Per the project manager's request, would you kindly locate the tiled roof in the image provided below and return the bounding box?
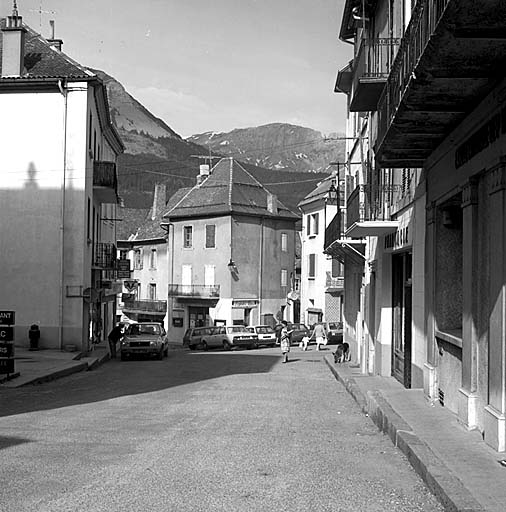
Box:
[0,18,94,80]
[162,158,299,221]
[297,176,335,208]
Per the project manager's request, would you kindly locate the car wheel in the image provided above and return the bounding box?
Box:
[201,341,208,351]
[163,346,169,357]
[189,345,196,351]
[223,340,231,351]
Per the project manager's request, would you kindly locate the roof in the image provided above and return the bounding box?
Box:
[162,158,299,222]
[297,176,337,209]
[0,18,94,80]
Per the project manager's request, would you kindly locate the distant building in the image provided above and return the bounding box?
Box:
[161,158,299,341]
[0,9,123,351]
[298,173,343,327]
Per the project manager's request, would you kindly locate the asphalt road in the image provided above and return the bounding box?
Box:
[0,346,444,512]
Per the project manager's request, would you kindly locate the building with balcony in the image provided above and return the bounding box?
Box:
[0,9,123,352]
[161,158,299,342]
[298,173,344,327]
[334,0,506,451]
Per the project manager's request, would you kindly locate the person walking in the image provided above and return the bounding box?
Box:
[311,322,327,351]
[108,324,124,359]
[279,320,292,363]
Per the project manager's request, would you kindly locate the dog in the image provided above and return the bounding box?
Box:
[333,342,350,363]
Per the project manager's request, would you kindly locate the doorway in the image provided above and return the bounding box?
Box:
[189,306,208,328]
[392,252,412,387]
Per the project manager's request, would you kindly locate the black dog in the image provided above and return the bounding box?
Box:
[333,342,350,363]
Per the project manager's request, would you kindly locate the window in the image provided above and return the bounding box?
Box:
[182,264,192,293]
[87,198,91,240]
[308,254,316,279]
[183,226,193,248]
[204,265,215,286]
[205,224,216,248]
[149,283,157,300]
[119,250,128,260]
[307,213,319,236]
[331,258,343,278]
[281,233,288,252]
[150,249,157,269]
[134,249,143,270]
[281,269,288,287]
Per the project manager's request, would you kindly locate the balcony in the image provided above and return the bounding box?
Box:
[376,0,506,167]
[93,161,118,203]
[93,242,116,269]
[345,184,399,238]
[349,37,400,112]
[122,299,167,314]
[325,272,344,292]
[168,284,220,302]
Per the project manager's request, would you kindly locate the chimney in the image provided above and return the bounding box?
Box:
[1,2,27,77]
[151,183,166,221]
[47,20,63,51]
[196,164,210,185]
[267,193,278,214]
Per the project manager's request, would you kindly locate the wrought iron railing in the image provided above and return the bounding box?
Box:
[326,272,344,290]
[167,284,220,298]
[93,242,116,269]
[122,299,167,313]
[353,37,400,81]
[377,0,450,147]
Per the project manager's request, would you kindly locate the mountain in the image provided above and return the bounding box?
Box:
[94,70,333,213]
[187,124,345,173]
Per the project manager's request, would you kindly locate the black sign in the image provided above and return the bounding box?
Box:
[0,343,14,358]
[0,358,15,374]
[117,259,131,271]
[173,318,183,327]
[0,311,15,325]
[0,326,14,342]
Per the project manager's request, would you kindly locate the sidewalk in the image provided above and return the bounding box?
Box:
[325,354,506,512]
[0,344,110,388]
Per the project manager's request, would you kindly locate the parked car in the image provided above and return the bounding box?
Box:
[245,325,277,346]
[325,321,343,344]
[188,325,258,351]
[287,323,311,345]
[120,322,168,360]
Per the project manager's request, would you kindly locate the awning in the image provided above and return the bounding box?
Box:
[345,220,399,238]
[324,238,366,265]
[306,307,323,314]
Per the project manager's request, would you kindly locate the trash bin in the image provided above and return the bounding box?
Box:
[28,324,40,351]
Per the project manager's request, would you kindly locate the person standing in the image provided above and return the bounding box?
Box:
[311,322,327,351]
[279,320,292,363]
[108,324,124,359]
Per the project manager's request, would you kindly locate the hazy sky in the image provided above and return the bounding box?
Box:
[2,0,351,137]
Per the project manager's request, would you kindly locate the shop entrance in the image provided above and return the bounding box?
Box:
[189,306,209,328]
[392,252,412,388]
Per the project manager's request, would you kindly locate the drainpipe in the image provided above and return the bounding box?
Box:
[58,79,68,351]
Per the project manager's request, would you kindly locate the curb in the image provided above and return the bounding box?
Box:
[324,355,484,512]
[20,361,88,386]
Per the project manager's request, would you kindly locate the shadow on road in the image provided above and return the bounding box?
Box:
[0,351,280,418]
[0,435,33,451]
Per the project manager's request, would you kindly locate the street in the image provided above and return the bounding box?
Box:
[0,347,443,512]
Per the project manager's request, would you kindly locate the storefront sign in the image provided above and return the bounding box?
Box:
[0,311,15,325]
[455,105,506,168]
[232,299,259,309]
[0,343,14,358]
[0,358,14,374]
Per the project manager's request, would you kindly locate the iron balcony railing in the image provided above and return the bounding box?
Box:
[325,272,344,290]
[346,184,403,227]
[122,299,167,313]
[353,36,401,80]
[377,0,450,147]
[167,284,220,298]
[93,242,116,269]
[93,161,117,190]
[324,209,344,252]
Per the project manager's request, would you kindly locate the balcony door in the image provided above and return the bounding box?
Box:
[392,252,412,387]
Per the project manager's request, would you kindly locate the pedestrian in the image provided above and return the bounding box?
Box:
[279,320,292,363]
[311,322,327,351]
[108,324,123,359]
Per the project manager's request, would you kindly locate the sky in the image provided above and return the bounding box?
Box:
[1,0,351,137]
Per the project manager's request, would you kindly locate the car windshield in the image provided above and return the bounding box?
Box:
[328,322,342,330]
[227,326,245,333]
[128,324,160,336]
[256,326,274,334]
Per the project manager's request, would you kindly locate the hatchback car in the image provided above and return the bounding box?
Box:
[120,322,168,360]
[325,321,343,344]
[245,325,277,347]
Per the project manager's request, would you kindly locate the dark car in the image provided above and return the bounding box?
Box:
[120,322,168,360]
[287,323,311,345]
[325,321,343,344]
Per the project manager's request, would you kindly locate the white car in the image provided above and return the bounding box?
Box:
[246,325,277,347]
[189,325,258,351]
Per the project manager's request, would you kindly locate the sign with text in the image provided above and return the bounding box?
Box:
[0,343,14,358]
[0,326,14,341]
[0,358,15,374]
[0,311,15,325]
